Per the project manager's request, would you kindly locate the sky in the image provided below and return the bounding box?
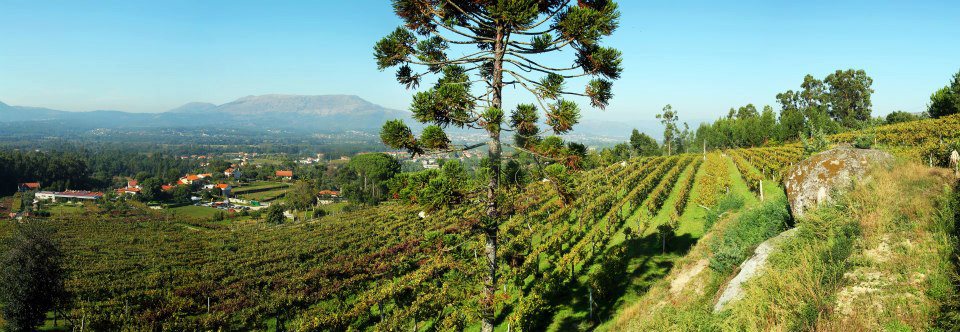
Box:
[1,0,958,125]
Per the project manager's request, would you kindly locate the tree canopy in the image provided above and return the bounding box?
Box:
[0,221,67,332]
[373,1,623,330]
[629,129,659,157]
[928,70,960,118]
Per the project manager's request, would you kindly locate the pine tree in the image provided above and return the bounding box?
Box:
[373,1,623,330]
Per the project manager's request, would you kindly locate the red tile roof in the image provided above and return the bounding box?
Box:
[276,170,293,177]
[318,190,340,196]
[216,183,230,189]
[20,182,41,189]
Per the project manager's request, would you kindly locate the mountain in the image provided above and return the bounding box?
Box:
[0,95,410,132]
[167,102,217,114]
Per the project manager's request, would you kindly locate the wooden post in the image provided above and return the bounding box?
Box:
[759,180,764,201]
[589,287,594,321]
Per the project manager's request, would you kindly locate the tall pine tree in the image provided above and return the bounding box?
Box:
[373,1,622,330]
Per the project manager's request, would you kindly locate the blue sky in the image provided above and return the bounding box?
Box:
[1,0,958,125]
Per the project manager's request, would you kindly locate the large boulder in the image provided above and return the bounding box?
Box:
[783,145,893,217]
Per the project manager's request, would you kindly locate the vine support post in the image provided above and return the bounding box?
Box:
[759,180,764,201]
[589,287,594,321]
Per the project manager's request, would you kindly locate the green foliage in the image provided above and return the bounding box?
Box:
[264,204,286,224]
[342,153,401,205]
[629,129,660,156]
[800,128,830,155]
[708,198,791,273]
[511,104,540,148]
[286,181,317,211]
[373,27,415,70]
[885,110,922,124]
[312,208,327,218]
[0,221,67,332]
[703,194,745,231]
[380,120,421,155]
[420,125,450,150]
[544,163,576,205]
[853,133,875,149]
[546,100,580,134]
[823,69,874,128]
[657,104,680,155]
[929,86,960,119]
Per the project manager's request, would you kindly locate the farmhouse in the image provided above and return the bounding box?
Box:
[318,189,342,205]
[35,190,104,202]
[276,170,294,180]
[116,179,141,195]
[216,183,232,197]
[17,182,41,192]
[179,174,202,185]
[224,167,240,179]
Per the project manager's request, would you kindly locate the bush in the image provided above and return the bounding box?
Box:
[312,208,327,218]
[853,133,875,149]
[709,198,791,273]
[800,128,830,155]
[703,194,745,231]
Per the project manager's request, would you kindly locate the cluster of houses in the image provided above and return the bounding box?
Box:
[383,150,483,169]
[297,153,326,165]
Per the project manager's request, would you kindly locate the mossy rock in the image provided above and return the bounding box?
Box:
[783,145,892,218]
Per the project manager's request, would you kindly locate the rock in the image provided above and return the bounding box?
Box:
[783,146,893,218]
[714,228,799,312]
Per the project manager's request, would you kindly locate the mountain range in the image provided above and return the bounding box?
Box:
[0,95,409,132]
[0,94,645,138]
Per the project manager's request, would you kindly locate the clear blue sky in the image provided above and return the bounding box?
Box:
[1,0,958,124]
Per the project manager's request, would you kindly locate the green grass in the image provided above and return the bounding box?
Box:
[168,205,222,219]
[238,188,288,201]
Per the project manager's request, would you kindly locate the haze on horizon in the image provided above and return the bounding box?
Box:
[1,0,958,124]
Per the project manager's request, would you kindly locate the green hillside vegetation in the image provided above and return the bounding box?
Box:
[1,116,960,330]
[610,162,959,331]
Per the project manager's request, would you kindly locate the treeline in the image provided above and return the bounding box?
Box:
[0,147,198,196]
[602,68,960,157]
[0,150,91,195]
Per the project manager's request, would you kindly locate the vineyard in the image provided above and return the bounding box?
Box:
[3,114,960,330]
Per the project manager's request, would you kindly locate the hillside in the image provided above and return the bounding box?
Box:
[1,115,959,330]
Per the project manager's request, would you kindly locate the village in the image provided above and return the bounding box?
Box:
[6,152,343,221]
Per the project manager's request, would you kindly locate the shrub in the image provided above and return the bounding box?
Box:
[853,133,875,149]
[800,128,830,155]
[709,197,791,273]
[313,208,327,218]
[703,193,745,231]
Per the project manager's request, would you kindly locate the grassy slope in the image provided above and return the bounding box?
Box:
[609,160,959,331]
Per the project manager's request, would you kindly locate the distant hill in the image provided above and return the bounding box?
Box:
[0,95,410,132]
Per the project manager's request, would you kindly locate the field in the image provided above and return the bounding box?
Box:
[3,114,960,330]
[233,181,290,202]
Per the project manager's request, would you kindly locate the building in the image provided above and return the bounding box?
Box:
[276,170,293,180]
[224,167,240,179]
[17,182,41,192]
[318,189,342,205]
[161,184,175,192]
[35,190,104,202]
[179,174,202,185]
[216,183,232,197]
[116,180,142,195]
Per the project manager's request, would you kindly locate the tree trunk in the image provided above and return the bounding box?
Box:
[481,25,506,332]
